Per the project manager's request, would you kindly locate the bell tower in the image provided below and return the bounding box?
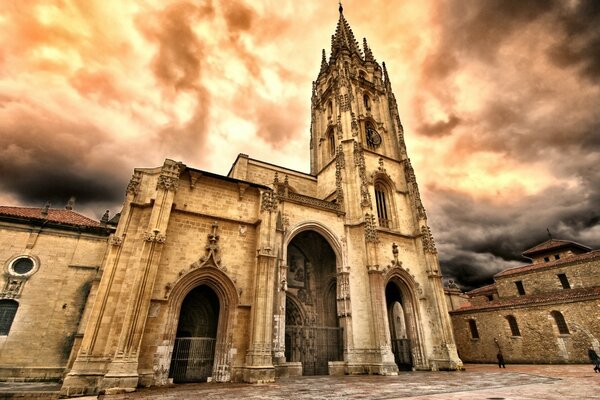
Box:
[310,3,408,176]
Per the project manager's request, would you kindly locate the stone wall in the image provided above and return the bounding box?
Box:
[0,222,109,381]
[451,298,600,363]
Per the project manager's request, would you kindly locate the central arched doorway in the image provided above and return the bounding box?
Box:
[169,285,219,383]
[284,230,342,375]
[385,281,415,371]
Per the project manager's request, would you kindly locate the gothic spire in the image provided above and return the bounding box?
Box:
[363,38,376,63]
[319,49,328,76]
[330,4,362,60]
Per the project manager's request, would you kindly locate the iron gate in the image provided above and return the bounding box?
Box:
[391,338,413,370]
[169,337,216,383]
[285,325,343,375]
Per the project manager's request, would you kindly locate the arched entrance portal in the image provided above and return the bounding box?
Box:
[169,285,219,382]
[385,281,415,371]
[284,230,342,375]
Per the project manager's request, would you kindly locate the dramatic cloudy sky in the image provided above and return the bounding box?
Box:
[1,0,599,289]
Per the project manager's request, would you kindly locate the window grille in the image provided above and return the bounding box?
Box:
[375,183,390,228]
[0,300,18,335]
[551,311,569,334]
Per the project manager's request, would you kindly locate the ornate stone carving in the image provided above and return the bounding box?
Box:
[1,277,25,299]
[200,222,224,268]
[403,159,427,219]
[126,173,142,196]
[335,145,344,205]
[421,225,437,254]
[109,235,123,246]
[353,141,372,208]
[156,160,183,192]
[336,271,352,317]
[351,112,358,136]
[260,190,278,213]
[364,213,379,243]
[143,230,166,243]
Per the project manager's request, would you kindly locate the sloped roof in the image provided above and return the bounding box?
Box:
[450,286,600,314]
[0,206,101,229]
[522,239,590,257]
[495,249,600,278]
[466,283,497,297]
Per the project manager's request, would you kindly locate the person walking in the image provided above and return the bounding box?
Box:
[588,348,600,373]
[497,351,506,368]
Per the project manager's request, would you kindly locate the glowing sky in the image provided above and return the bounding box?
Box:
[1,0,599,289]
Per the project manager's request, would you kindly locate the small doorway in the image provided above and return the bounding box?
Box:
[386,282,414,371]
[169,285,219,383]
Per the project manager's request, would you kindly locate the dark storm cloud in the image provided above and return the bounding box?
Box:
[417,0,600,290]
[0,107,128,207]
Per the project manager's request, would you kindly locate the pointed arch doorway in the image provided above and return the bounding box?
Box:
[284,230,343,375]
[169,285,219,383]
[385,281,416,371]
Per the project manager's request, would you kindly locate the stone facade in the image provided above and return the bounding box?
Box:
[0,8,463,396]
[450,239,600,364]
[0,206,113,381]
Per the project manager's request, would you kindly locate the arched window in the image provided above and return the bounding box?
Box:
[468,319,479,339]
[0,300,18,335]
[327,101,333,120]
[364,94,371,112]
[551,311,569,335]
[374,182,391,228]
[506,315,521,336]
[328,129,336,156]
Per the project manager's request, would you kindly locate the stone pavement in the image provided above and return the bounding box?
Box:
[105,364,599,400]
[1,364,598,399]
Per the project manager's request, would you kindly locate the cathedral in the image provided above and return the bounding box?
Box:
[0,6,462,396]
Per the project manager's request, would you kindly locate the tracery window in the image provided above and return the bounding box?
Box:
[0,300,18,335]
[506,315,521,336]
[468,319,479,339]
[551,311,569,335]
[328,129,336,156]
[374,183,391,228]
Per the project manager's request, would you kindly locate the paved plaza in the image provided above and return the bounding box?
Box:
[1,364,598,399]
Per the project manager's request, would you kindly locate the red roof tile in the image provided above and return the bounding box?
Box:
[450,286,600,314]
[0,206,101,228]
[466,283,497,297]
[495,249,600,278]
[522,239,590,257]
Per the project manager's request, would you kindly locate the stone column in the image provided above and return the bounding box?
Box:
[421,225,463,371]
[364,213,398,375]
[100,160,182,393]
[61,171,144,397]
[243,190,278,383]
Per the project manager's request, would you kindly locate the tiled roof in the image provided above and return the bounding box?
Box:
[0,206,101,228]
[466,283,497,297]
[522,239,590,257]
[450,286,600,314]
[495,249,600,278]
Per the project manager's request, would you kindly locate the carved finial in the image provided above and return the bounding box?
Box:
[41,202,50,217]
[319,49,328,75]
[363,38,375,62]
[273,172,279,185]
[392,243,399,259]
[101,210,109,224]
[65,197,75,210]
[339,0,343,14]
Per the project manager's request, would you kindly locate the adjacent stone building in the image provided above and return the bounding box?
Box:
[0,205,113,381]
[57,6,460,396]
[450,239,600,364]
